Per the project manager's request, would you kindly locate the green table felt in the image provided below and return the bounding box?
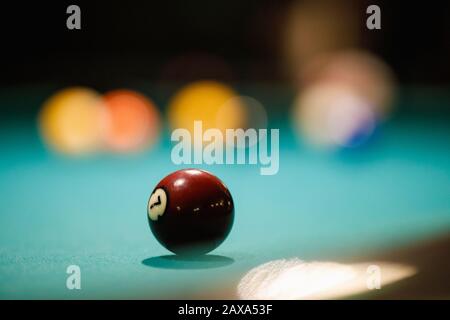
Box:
[0,94,449,299]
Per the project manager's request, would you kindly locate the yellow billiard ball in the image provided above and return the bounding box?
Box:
[38,87,106,155]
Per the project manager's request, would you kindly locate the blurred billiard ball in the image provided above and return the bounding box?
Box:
[147,169,234,255]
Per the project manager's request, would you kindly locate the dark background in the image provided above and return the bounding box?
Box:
[0,0,449,88]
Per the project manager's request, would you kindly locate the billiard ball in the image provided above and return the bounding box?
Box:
[167,81,246,139]
[102,89,161,153]
[39,87,106,155]
[147,169,234,255]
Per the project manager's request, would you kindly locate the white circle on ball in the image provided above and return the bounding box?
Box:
[148,188,167,221]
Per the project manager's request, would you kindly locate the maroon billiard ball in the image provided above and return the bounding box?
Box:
[147,169,234,255]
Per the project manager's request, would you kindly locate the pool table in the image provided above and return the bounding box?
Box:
[0,85,449,299]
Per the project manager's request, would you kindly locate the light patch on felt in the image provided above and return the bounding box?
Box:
[237,258,416,300]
